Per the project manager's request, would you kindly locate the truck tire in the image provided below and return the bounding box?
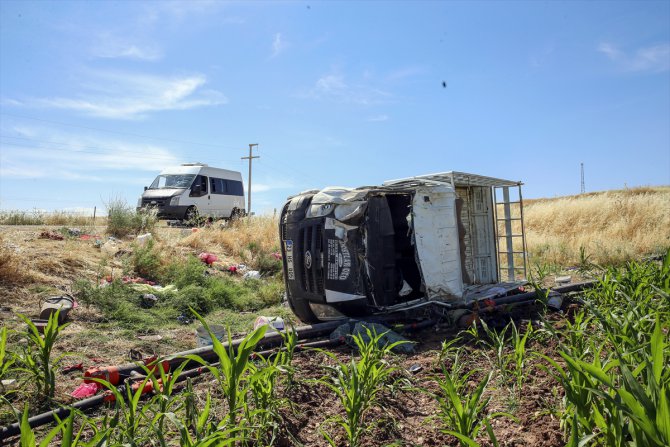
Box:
[287,291,320,323]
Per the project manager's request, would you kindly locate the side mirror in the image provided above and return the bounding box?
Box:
[144,186,148,191]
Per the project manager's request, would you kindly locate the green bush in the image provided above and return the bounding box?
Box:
[256,253,282,276]
[73,279,176,329]
[163,256,208,288]
[106,198,158,238]
[131,239,163,281]
[164,284,214,315]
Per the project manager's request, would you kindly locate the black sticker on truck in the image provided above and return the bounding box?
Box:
[327,239,351,281]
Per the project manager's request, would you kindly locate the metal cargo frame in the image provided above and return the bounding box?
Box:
[384,171,528,282]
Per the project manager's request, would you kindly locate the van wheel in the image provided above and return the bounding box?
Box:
[287,290,320,323]
[230,207,244,221]
[184,206,199,225]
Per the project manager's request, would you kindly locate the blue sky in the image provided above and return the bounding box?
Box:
[1,0,669,215]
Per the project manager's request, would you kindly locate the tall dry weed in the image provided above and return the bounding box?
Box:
[524,187,670,265]
[179,216,280,266]
[0,236,34,286]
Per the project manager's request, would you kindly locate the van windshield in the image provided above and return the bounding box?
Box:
[149,174,196,189]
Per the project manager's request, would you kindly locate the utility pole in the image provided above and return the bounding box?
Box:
[241,143,259,215]
[580,162,585,194]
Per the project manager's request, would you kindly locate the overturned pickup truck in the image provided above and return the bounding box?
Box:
[279,172,529,323]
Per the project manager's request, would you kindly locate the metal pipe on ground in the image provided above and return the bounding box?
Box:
[448,280,596,312]
[84,314,434,386]
[83,318,352,386]
[2,318,433,440]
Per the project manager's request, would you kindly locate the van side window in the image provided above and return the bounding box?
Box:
[190,175,208,197]
[226,180,244,196]
[210,178,228,195]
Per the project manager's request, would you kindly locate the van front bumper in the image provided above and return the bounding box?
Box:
[137,205,189,219]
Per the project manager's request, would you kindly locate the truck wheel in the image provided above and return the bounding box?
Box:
[287,291,320,323]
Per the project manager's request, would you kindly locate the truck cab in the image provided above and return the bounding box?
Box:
[279,172,528,323]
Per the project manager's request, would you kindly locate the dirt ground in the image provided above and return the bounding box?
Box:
[0,225,574,446]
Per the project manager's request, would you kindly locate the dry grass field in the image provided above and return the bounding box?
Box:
[524,186,670,266]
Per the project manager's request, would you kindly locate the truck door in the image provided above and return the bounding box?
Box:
[470,187,497,283]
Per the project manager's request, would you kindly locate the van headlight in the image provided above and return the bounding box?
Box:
[170,196,180,206]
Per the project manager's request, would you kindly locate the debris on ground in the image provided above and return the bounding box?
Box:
[243,270,261,280]
[196,324,226,346]
[101,240,120,256]
[140,293,158,308]
[39,295,76,324]
[330,321,415,354]
[71,382,100,399]
[136,233,153,246]
[39,230,64,241]
[136,334,162,341]
[408,364,423,374]
[555,275,572,285]
[66,228,82,237]
[177,314,192,325]
[253,316,285,331]
[198,252,219,265]
[61,363,84,374]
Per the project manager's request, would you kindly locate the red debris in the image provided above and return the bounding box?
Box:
[61,363,83,374]
[71,382,100,399]
[198,252,218,266]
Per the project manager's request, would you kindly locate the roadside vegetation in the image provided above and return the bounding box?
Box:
[524,186,670,266]
[105,198,158,238]
[0,210,96,227]
[0,187,668,445]
[2,252,668,446]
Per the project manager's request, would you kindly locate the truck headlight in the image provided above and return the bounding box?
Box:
[170,196,180,206]
[137,198,142,208]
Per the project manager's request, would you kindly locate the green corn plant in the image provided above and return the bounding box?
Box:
[144,359,190,447]
[0,326,16,408]
[510,321,532,393]
[18,405,109,447]
[437,336,465,369]
[16,310,69,399]
[247,363,282,445]
[431,368,513,447]
[569,317,670,447]
[274,325,298,389]
[19,404,67,447]
[182,378,215,442]
[479,320,511,382]
[185,310,268,429]
[317,328,407,447]
[535,340,611,443]
[577,245,595,275]
[89,375,154,446]
[165,384,239,447]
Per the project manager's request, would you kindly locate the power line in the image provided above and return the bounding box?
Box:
[0,112,241,150]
